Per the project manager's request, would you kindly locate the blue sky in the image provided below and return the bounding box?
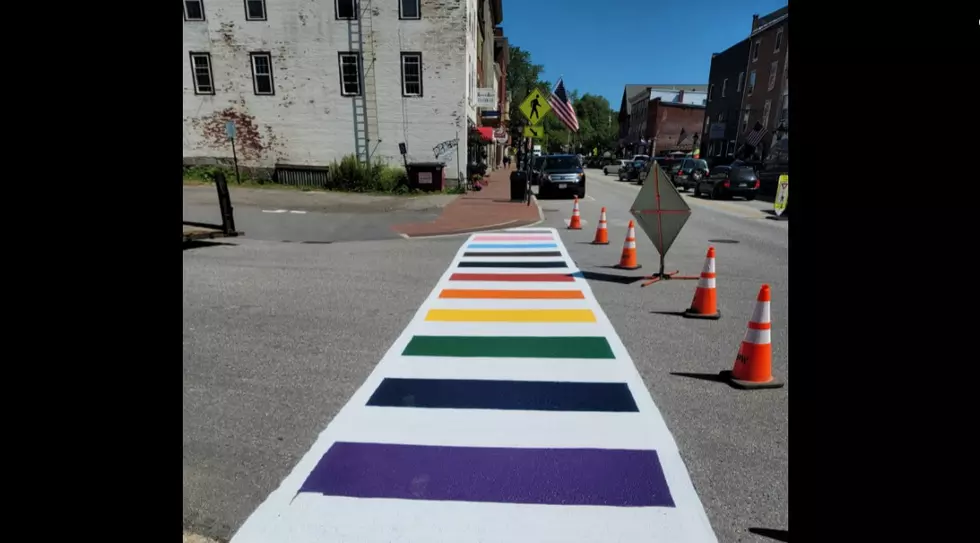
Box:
[500,0,787,108]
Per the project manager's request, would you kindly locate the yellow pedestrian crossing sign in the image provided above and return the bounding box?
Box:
[774,174,789,217]
[519,88,551,125]
[523,126,545,138]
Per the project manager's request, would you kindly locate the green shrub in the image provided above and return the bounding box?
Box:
[182,156,416,194]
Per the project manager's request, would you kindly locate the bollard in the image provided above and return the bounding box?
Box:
[213,171,236,234]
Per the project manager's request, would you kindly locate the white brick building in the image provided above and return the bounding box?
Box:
[182,0,488,181]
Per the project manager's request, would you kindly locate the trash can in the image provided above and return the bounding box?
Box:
[407,162,446,192]
[509,170,528,201]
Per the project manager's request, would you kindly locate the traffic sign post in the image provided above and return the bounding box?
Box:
[523,126,545,138]
[225,120,242,185]
[773,174,789,219]
[629,163,699,286]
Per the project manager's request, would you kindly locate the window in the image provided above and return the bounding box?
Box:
[736,71,745,92]
[336,0,357,20]
[751,40,761,62]
[250,52,275,95]
[718,111,727,122]
[183,0,205,21]
[400,0,420,19]
[774,27,783,52]
[401,52,423,96]
[708,84,714,101]
[338,52,362,96]
[727,140,736,156]
[762,100,772,128]
[741,109,750,133]
[189,53,214,95]
[721,78,728,98]
[244,0,266,20]
[747,70,756,96]
[767,61,779,91]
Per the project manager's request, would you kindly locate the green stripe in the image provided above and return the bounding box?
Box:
[403,336,615,359]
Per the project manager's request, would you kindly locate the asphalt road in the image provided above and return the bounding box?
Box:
[546,168,789,542]
[183,185,456,243]
[183,171,788,542]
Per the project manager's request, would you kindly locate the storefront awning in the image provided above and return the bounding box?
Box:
[473,127,494,142]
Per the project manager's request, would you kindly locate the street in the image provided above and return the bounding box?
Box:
[183,169,788,542]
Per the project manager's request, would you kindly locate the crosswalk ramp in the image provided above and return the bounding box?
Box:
[230,227,718,543]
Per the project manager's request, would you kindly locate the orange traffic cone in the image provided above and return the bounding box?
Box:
[614,220,641,270]
[592,207,609,245]
[567,197,582,229]
[726,284,783,389]
[684,247,721,319]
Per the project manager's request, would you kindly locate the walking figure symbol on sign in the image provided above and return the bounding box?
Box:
[529,97,541,121]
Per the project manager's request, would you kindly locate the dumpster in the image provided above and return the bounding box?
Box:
[509,170,528,201]
[407,162,446,192]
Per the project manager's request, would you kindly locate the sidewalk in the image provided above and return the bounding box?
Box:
[392,168,541,238]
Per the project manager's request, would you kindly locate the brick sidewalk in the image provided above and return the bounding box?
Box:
[392,168,541,238]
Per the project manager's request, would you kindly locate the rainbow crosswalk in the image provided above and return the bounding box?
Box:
[230,227,718,543]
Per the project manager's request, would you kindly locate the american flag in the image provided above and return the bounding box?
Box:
[744,121,768,147]
[548,78,579,132]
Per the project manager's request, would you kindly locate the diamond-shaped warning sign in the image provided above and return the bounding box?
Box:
[629,162,691,257]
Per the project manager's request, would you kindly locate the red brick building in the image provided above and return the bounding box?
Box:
[737,6,788,158]
[626,89,707,156]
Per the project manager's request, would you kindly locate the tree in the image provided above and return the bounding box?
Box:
[506,47,620,154]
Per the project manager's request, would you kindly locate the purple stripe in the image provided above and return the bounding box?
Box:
[298,442,675,507]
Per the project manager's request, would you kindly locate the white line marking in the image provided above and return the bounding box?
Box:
[289,210,307,214]
[262,209,287,213]
[231,227,718,543]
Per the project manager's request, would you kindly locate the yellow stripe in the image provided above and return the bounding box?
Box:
[425,309,596,323]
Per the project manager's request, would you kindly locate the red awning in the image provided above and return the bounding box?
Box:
[474,127,494,142]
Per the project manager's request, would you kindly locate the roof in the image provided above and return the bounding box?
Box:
[752,5,788,34]
[620,84,709,115]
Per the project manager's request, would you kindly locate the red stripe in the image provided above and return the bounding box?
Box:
[748,321,771,330]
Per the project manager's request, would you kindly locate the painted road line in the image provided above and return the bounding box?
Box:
[366,378,639,412]
[449,272,575,282]
[456,261,569,268]
[471,234,555,242]
[298,442,671,507]
[439,289,585,299]
[465,243,558,249]
[231,226,718,543]
[503,227,555,232]
[402,335,615,358]
[425,308,596,323]
[462,251,563,257]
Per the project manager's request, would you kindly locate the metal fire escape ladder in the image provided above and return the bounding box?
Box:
[349,0,379,164]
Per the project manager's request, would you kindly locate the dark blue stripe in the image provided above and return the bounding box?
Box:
[366,378,638,412]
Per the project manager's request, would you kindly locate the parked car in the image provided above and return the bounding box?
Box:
[693,161,760,200]
[756,138,789,195]
[618,159,648,182]
[603,159,629,175]
[672,158,711,191]
[530,155,546,186]
[539,154,586,198]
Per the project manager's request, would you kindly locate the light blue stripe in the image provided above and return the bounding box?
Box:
[466,243,559,249]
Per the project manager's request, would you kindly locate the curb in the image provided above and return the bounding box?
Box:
[396,194,545,240]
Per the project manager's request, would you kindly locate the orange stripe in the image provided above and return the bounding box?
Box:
[701,272,716,278]
[439,289,586,299]
[748,321,771,330]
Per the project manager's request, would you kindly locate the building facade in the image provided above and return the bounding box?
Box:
[701,38,751,159]
[617,85,707,156]
[182,0,502,182]
[624,88,707,156]
[736,6,788,158]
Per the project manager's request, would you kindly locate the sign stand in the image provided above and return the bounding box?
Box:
[771,174,789,220]
[629,164,700,287]
[226,121,242,185]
